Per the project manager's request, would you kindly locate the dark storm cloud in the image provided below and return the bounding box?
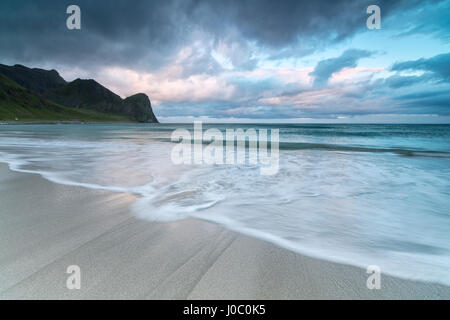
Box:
[309,49,373,87]
[192,0,423,50]
[365,53,450,115]
[379,53,450,89]
[391,53,450,82]
[383,75,431,89]
[0,0,425,72]
[0,0,189,70]
[394,90,450,115]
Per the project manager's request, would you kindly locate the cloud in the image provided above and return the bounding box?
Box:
[391,53,450,82]
[1,0,449,122]
[383,75,431,88]
[0,0,427,73]
[378,53,450,90]
[74,51,450,121]
[93,65,236,106]
[309,49,373,87]
[392,0,450,40]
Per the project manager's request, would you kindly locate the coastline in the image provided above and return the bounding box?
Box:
[0,162,449,299]
[0,121,156,125]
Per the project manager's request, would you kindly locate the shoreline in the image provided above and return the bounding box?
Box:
[0,121,158,125]
[0,163,449,299]
[3,122,450,126]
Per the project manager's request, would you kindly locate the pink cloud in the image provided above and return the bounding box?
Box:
[329,67,384,84]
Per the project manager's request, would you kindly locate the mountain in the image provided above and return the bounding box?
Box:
[0,73,131,122]
[0,64,67,94]
[45,78,159,123]
[0,64,159,123]
[124,93,159,123]
[45,79,124,113]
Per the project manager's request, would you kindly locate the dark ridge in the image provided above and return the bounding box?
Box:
[0,73,130,122]
[0,64,67,94]
[0,63,159,123]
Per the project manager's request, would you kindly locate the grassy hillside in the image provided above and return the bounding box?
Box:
[0,74,131,122]
[0,63,159,123]
[45,79,125,113]
[0,64,67,94]
[45,78,159,122]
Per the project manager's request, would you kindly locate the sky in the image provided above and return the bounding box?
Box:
[1,0,449,123]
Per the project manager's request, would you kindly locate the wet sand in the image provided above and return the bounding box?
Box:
[0,163,449,299]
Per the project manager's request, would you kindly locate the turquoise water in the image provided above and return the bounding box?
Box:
[1,123,450,284]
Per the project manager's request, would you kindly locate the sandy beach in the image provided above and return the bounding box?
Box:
[0,163,449,299]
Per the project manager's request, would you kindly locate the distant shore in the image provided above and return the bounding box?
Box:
[0,120,157,125]
[0,162,449,299]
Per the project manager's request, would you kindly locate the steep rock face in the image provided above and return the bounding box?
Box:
[0,64,67,94]
[124,93,159,123]
[45,79,124,114]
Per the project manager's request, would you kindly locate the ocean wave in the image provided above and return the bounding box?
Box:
[152,136,450,157]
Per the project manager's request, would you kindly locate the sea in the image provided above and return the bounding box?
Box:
[1,123,449,285]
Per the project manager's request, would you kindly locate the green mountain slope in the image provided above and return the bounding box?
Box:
[0,64,67,94]
[45,79,124,113]
[45,79,159,123]
[0,64,159,123]
[0,74,131,122]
